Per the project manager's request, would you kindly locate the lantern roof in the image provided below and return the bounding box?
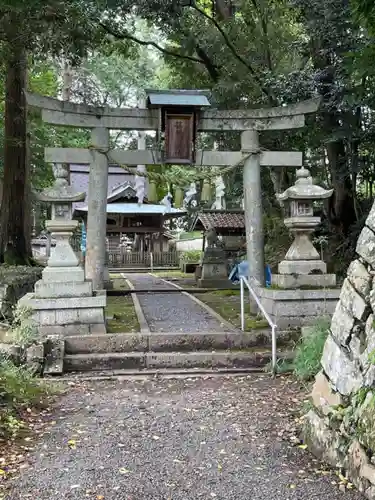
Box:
[277,167,333,201]
[145,89,211,108]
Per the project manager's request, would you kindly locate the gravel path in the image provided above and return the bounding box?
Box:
[126,273,229,333]
[7,375,363,500]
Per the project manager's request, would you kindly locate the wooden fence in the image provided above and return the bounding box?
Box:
[107,250,179,269]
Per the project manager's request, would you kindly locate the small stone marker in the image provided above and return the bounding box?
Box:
[44,335,64,375]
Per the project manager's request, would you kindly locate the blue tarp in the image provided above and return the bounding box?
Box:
[81,222,86,256]
[229,260,272,287]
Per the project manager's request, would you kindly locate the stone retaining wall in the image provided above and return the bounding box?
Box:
[303,202,375,498]
[0,267,43,320]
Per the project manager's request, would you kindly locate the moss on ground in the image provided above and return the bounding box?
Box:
[105,296,139,333]
[152,271,191,279]
[111,277,129,290]
[197,291,268,331]
[207,289,240,297]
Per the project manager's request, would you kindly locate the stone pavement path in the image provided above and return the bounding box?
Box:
[7,375,364,499]
[126,273,231,333]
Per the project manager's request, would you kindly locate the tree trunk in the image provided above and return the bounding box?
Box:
[24,63,33,258]
[0,45,31,264]
[324,122,357,234]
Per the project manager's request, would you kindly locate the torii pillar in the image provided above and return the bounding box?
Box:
[85,127,109,291]
[241,130,264,285]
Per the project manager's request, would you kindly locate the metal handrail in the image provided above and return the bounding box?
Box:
[240,275,277,372]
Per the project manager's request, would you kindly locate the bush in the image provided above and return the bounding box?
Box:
[0,360,53,438]
[180,250,202,263]
[293,320,330,381]
[0,360,48,406]
[7,304,38,349]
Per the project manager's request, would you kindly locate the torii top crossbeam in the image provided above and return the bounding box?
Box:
[26,92,319,169]
[26,92,319,131]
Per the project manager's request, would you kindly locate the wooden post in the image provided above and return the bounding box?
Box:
[85,127,109,290]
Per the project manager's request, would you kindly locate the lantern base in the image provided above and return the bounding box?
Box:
[254,285,340,329]
[278,259,327,275]
[272,273,336,289]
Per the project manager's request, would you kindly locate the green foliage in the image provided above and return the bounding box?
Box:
[0,359,48,406]
[264,213,292,271]
[8,305,38,349]
[0,359,54,438]
[368,346,375,365]
[179,231,202,240]
[0,412,25,438]
[352,0,375,32]
[180,250,202,262]
[293,320,330,381]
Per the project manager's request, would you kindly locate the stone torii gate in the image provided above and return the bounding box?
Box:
[26,92,319,290]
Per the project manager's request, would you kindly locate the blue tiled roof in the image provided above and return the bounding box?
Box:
[146,89,211,108]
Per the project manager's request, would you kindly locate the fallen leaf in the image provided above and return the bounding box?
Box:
[119,468,131,474]
[68,439,76,449]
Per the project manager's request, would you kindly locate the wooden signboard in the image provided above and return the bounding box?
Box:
[164,112,195,164]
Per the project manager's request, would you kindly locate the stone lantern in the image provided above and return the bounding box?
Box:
[19,163,107,374]
[37,163,86,278]
[272,166,336,289]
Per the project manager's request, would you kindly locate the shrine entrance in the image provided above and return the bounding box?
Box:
[23,89,323,377]
[27,89,319,292]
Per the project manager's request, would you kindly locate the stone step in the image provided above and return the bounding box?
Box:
[109,267,179,273]
[52,367,271,381]
[64,331,296,355]
[63,350,293,373]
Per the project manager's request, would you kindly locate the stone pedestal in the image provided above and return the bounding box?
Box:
[254,285,340,329]
[22,219,107,337]
[198,247,231,288]
[272,273,336,289]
